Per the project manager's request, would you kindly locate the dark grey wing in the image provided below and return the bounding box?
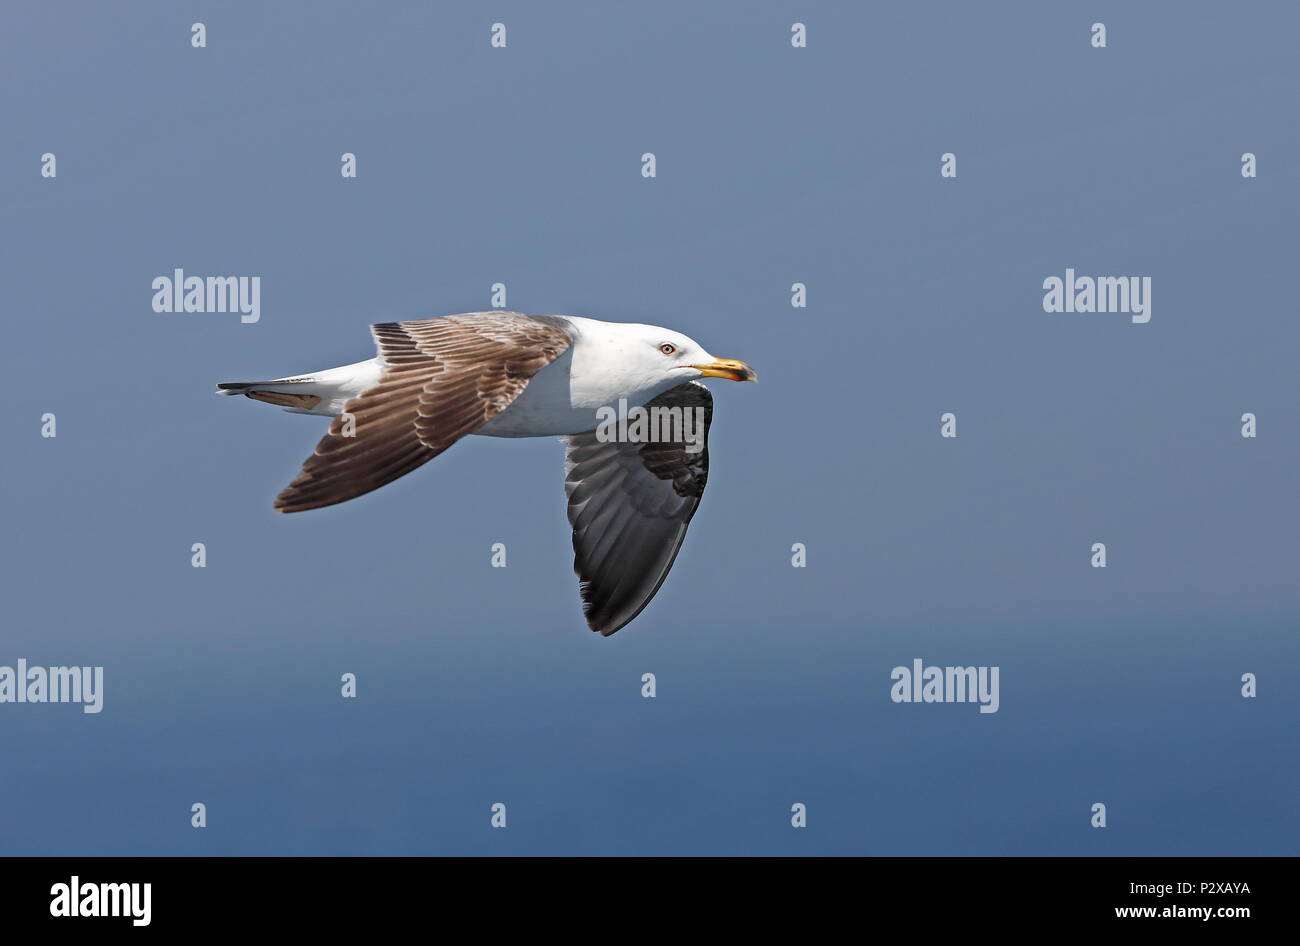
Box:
[275,311,571,513]
[563,382,713,636]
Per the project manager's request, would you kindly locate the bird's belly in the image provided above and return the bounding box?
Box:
[470,352,668,438]
[472,353,599,437]
[475,398,602,438]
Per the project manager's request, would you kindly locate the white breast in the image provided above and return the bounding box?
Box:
[476,319,681,438]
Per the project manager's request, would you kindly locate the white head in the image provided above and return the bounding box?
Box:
[566,318,757,402]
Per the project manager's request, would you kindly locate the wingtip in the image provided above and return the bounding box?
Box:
[272,490,300,514]
[584,609,631,638]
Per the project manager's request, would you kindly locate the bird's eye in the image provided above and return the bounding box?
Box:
[659,343,676,355]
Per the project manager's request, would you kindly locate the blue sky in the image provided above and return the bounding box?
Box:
[1,1,1296,855]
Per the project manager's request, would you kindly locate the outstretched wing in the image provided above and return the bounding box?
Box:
[275,311,571,513]
[563,382,713,636]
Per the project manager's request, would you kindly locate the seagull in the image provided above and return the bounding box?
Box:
[217,311,756,636]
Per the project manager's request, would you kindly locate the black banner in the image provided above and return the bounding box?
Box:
[3,856,1278,932]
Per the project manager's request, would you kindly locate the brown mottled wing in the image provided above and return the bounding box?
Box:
[563,382,713,636]
[274,311,571,514]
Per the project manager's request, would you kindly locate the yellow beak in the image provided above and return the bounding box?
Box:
[690,358,758,383]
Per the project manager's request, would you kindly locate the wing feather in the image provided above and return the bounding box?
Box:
[563,382,713,636]
[274,311,571,513]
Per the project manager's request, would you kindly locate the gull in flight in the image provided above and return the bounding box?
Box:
[217,311,756,636]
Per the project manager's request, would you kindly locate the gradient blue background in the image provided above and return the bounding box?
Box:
[2,1,1296,855]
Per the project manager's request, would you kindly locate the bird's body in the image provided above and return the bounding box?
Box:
[217,311,755,636]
